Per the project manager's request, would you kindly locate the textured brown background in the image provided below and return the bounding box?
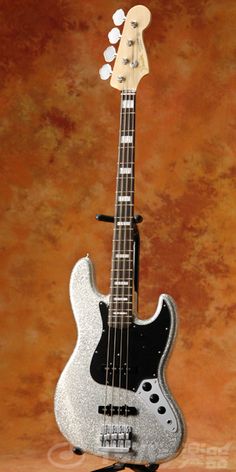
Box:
[0,0,236,471]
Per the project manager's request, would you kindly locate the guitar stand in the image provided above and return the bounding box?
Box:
[92,463,159,472]
[73,448,159,472]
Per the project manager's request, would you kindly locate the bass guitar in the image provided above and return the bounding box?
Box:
[54,5,185,466]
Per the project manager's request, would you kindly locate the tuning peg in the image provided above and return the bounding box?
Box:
[103,45,116,62]
[99,63,112,80]
[112,8,126,26]
[108,27,121,44]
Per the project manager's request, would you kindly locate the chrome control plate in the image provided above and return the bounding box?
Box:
[136,379,177,432]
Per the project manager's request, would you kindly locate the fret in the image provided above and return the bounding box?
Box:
[110,314,133,318]
[113,249,133,253]
[113,277,132,278]
[115,204,134,208]
[109,293,133,300]
[110,293,133,302]
[109,319,133,323]
[110,302,133,306]
[112,257,133,262]
[112,259,133,262]
[111,301,133,304]
[116,191,134,195]
[110,306,133,310]
[111,273,133,277]
[110,290,132,294]
[117,178,134,181]
[110,285,133,288]
[112,259,133,263]
[112,256,133,259]
[113,239,133,242]
[115,216,134,219]
[112,258,133,268]
[115,215,133,219]
[109,319,133,322]
[115,200,134,204]
[116,190,134,194]
[112,268,133,271]
[120,130,135,134]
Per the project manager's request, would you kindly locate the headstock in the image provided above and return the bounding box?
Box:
[99,5,151,91]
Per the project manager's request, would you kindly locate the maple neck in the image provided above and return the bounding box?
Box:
[109,91,136,328]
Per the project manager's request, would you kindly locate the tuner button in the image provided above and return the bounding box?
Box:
[158,406,166,414]
[131,60,139,68]
[99,64,112,80]
[150,394,159,403]
[142,382,152,392]
[103,46,116,62]
[108,27,121,44]
[112,8,126,26]
[117,76,125,83]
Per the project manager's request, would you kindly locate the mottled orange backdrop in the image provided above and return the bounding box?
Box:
[0,0,235,471]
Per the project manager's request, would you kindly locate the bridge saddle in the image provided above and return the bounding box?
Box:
[99,424,132,453]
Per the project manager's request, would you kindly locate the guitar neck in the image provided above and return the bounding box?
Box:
[109,90,136,327]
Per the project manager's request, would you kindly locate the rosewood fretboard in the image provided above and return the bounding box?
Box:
[109,90,136,328]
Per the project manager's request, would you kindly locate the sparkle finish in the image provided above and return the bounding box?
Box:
[1,1,236,471]
[54,256,184,464]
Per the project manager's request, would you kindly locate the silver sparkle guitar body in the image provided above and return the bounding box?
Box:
[54,256,185,465]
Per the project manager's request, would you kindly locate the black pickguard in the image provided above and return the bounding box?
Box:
[90,300,173,392]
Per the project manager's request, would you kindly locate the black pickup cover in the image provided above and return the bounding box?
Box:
[98,404,138,417]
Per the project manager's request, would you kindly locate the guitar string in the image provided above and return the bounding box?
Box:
[103,89,124,432]
[124,91,133,421]
[117,88,126,427]
[115,87,129,427]
[110,87,128,429]
[117,89,132,428]
[117,89,126,431]
[110,88,124,427]
[125,36,137,423]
